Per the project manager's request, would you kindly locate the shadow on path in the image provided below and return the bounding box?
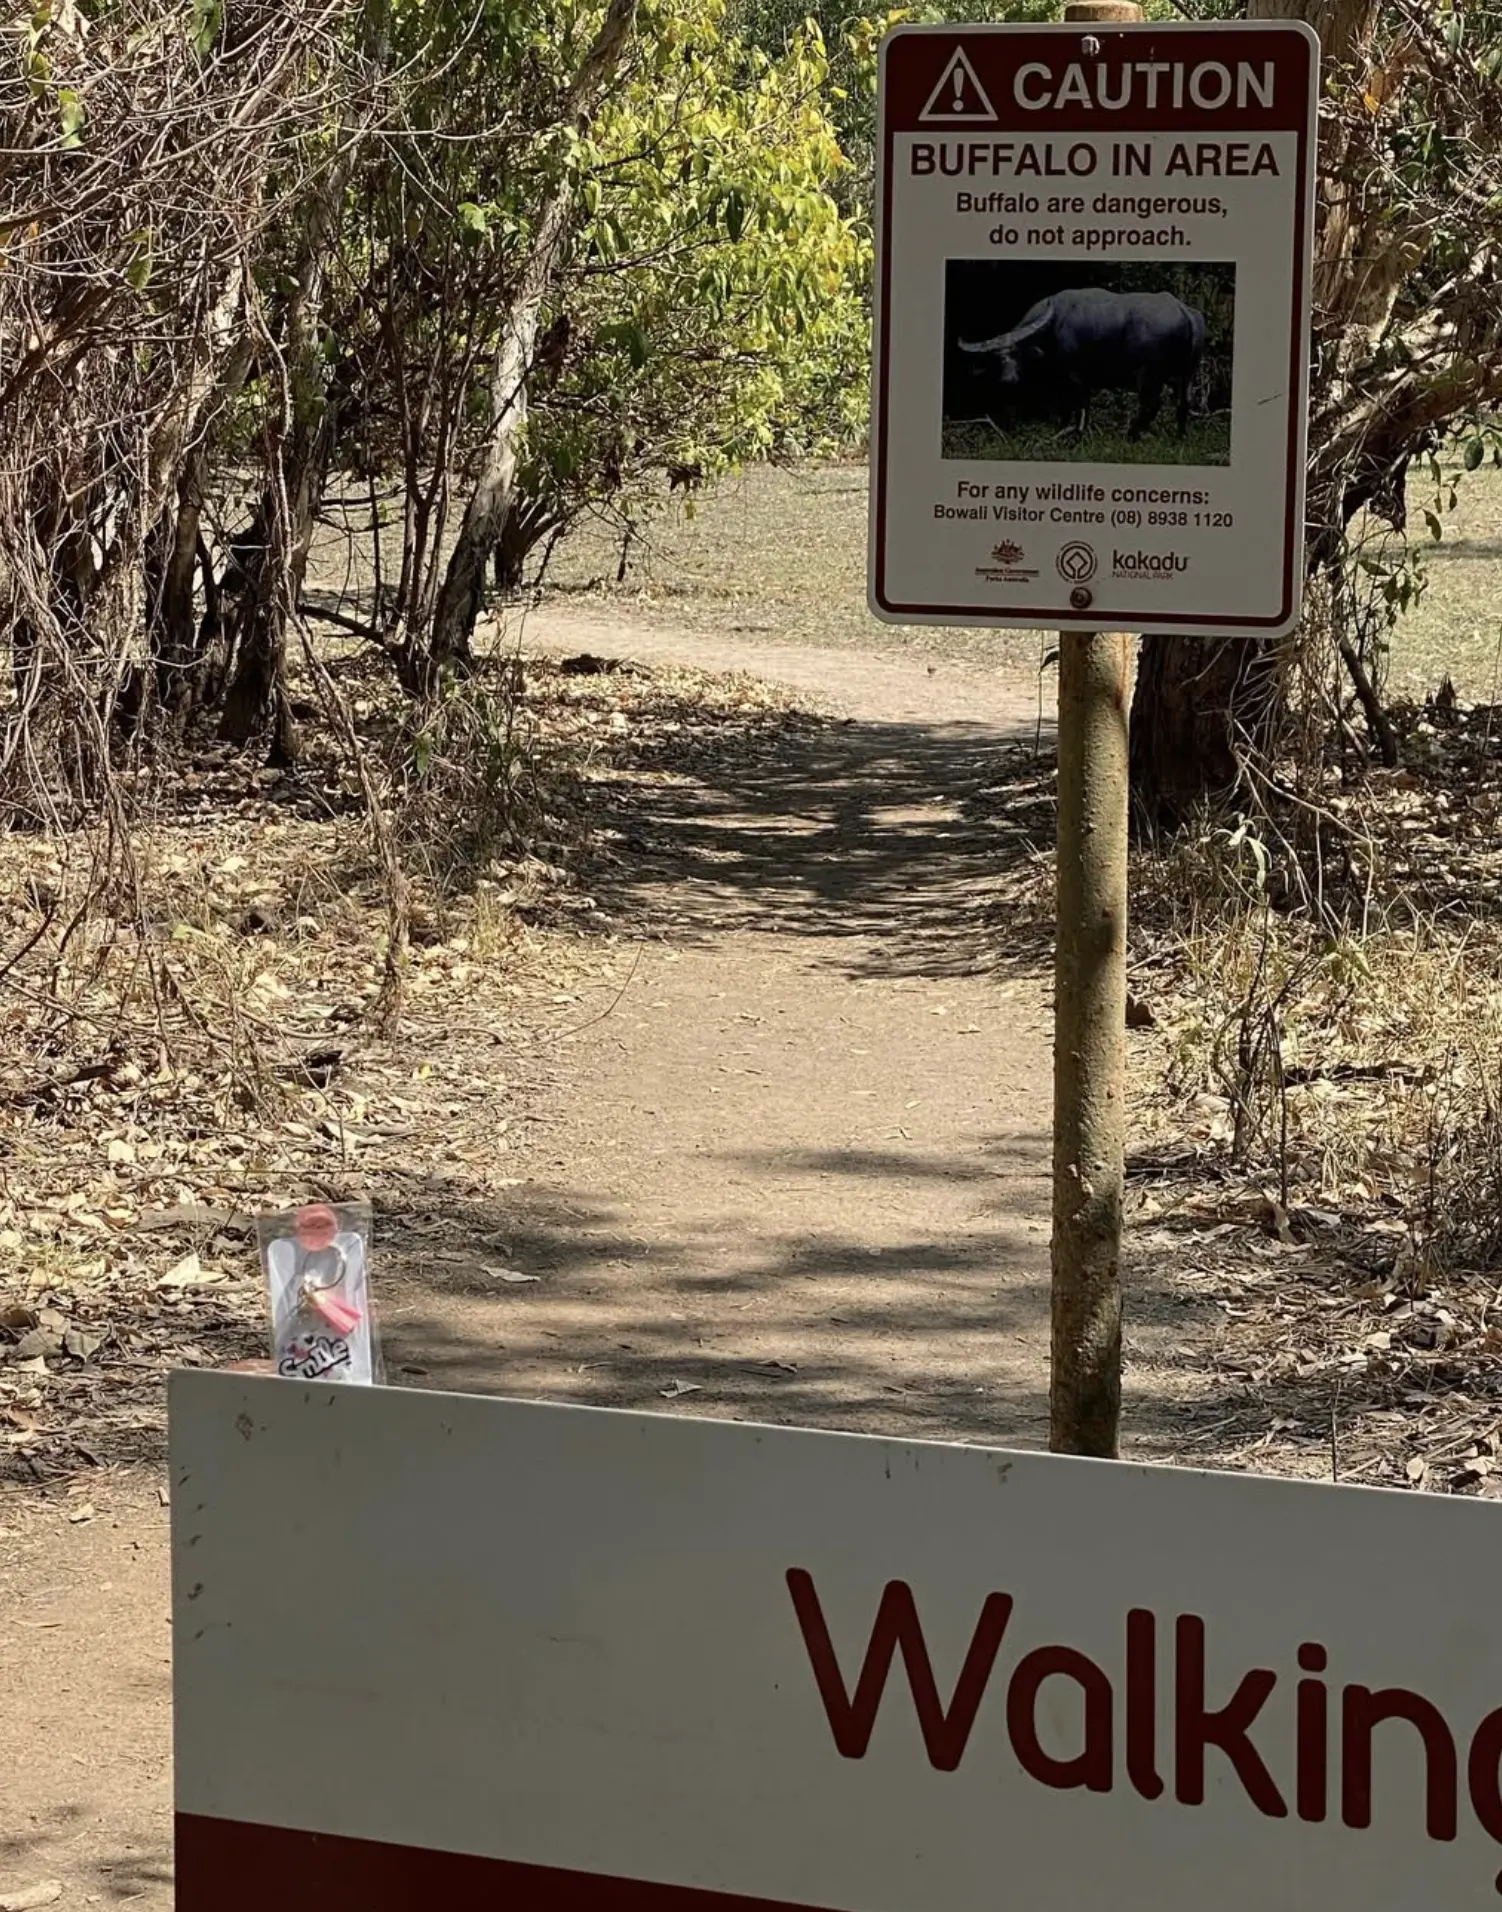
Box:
[562,693,1057,981]
[377,1165,1053,1441]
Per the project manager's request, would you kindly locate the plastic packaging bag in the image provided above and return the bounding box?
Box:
[258,1200,382,1384]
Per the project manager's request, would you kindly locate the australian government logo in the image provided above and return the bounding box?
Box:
[976,540,1038,584]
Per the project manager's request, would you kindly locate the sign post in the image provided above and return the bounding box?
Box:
[1050,0,1140,1466]
[174,1372,1502,1911]
[867,12,1317,1452]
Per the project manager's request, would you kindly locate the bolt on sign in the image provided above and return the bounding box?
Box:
[868,22,1318,636]
[175,1372,1502,1911]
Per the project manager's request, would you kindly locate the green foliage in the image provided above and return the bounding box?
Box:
[1355,542,1427,620]
[267,0,870,617]
[733,0,1180,174]
[56,87,83,147]
[503,0,871,569]
[188,0,221,54]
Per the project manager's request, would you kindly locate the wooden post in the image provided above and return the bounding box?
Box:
[1049,0,1141,1459]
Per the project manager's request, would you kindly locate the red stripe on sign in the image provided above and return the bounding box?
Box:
[175,1815,838,1909]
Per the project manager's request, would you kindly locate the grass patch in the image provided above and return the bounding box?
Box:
[1122,746,1502,1487]
[1376,467,1502,704]
[1126,684,1502,1269]
[942,405,1230,468]
[535,464,1046,670]
[538,459,1502,703]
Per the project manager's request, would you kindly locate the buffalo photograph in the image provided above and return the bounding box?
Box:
[941,260,1236,468]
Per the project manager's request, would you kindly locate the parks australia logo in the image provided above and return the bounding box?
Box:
[977,539,1038,584]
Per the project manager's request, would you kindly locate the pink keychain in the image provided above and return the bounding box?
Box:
[295,1205,364,1336]
[258,1200,381,1384]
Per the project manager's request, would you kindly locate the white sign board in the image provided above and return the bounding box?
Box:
[173,1371,1502,1911]
[869,22,1318,636]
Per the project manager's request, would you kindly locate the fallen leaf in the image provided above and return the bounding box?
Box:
[660,1380,702,1399]
[62,1328,104,1361]
[493,1269,540,1285]
[158,1252,202,1288]
[6,1328,61,1363]
[0,1884,63,1911]
[68,1503,96,1524]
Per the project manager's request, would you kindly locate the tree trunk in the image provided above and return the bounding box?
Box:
[153,331,257,725]
[217,164,346,757]
[426,309,532,678]
[218,590,300,762]
[217,389,336,761]
[421,0,639,685]
[149,453,208,728]
[493,491,563,592]
[1127,0,1385,823]
[1129,636,1281,832]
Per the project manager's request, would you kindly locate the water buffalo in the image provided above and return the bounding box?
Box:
[957,287,1206,441]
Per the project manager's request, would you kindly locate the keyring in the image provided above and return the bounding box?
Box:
[298,1241,349,1295]
[291,1205,361,1335]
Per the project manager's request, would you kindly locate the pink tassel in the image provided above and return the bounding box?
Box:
[309,1290,361,1336]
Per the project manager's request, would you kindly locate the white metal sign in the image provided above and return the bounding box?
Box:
[172,1372,1502,1910]
[869,21,1318,635]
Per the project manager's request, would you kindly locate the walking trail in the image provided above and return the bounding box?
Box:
[2,615,1063,1906]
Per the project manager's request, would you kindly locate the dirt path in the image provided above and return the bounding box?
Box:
[2,617,1060,1907]
[380,609,1057,1438]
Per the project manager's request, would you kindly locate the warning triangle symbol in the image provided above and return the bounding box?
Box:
[918,47,999,124]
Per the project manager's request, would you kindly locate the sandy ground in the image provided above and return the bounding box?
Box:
[378,609,1059,1440]
[2,614,1078,1906]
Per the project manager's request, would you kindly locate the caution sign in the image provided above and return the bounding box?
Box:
[868,22,1318,635]
[920,48,998,123]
